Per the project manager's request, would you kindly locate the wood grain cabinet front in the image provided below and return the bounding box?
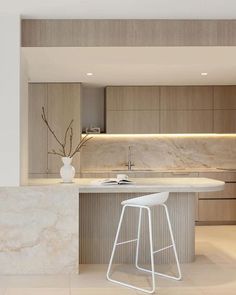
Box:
[28,83,48,176]
[198,172,236,224]
[28,83,81,177]
[47,83,81,174]
[106,86,160,134]
[160,86,213,133]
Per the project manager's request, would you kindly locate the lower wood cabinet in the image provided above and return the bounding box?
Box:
[198,199,236,222]
[197,172,236,224]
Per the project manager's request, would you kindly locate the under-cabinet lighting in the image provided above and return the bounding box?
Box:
[82,133,236,138]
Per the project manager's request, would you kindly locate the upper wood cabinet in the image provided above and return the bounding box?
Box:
[107,110,159,134]
[213,86,236,133]
[105,85,236,134]
[28,83,81,177]
[160,110,213,133]
[106,86,160,134]
[214,110,236,133]
[47,83,81,173]
[214,86,236,109]
[160,86,213,133]
[160,86,213,110]
[106,86,160,110]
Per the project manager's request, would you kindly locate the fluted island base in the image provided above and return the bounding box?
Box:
[79,192,196,264]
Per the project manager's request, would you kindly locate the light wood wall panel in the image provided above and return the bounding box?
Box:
[214,86,236,109]
[160,110,213,133]
[160,86,213,110]
[106,86,160,110]
[22,20,236,47]
[28,83,48,174]
[214,110,236,133]
[47,83,81,173]
[106,110,159,134]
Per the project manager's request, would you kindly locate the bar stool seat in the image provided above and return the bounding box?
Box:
[106,191,182,294]
[121,192,169,207]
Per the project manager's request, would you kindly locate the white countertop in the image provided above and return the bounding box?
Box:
[27,177,225,193]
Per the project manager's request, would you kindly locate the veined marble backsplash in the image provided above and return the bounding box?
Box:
[80,134,236,171]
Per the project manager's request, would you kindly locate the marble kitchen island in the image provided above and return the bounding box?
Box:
[0,178,224,274]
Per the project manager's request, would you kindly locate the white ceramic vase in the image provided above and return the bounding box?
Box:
[60,157,75,183]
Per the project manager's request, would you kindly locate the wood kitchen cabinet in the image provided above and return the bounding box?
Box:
[213,86,236,133]
[106,86,160,110]
[47,83,81,173]
[106,110,159,134]
[214,86,236,109]
[28,84,48,175]
[28,83,81,178]
[105,85,236,134]
[160,86,213,110]
[160,110,213,133]
[214,110,236,133]
[106,86,160,134]
[198,172,236,224]
[160,86,213,133]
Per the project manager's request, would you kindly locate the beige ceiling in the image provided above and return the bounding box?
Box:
[22,47,236,86]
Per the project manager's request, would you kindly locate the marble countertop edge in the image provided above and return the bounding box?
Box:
[25,177,225,193]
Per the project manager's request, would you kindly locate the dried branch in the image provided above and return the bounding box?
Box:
[41,107,64,150]
[41,106,93,158]
[63,119,74,155]
[48,149,65,157]
[68,127,73,157]
[70,135,93,158]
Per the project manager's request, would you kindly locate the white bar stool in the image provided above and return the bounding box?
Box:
[106,192,182,294]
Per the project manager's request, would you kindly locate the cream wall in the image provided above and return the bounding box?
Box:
[0,14,21,186]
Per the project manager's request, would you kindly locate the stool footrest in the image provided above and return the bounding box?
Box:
[116,238,138,246]
[153,244,173,254]
[136,265,181,281]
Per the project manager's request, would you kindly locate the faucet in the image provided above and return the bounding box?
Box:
[125,146,135,171]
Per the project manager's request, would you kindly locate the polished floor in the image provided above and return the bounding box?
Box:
[0,226,236,294]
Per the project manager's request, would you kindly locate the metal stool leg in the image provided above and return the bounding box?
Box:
[135,204,182,281]
[107,206,156,294]
[135,208,142,269]
[147,207,156,293]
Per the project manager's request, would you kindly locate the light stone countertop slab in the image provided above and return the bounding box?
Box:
[27,177,225,193]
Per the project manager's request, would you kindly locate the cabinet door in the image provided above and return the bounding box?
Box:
[214,110,236,133]
[47,83,81,174]
[28,83,48,175]
[160,86,213,110]
[160,110,213,133]
[198,199,236,222]
[106,86,160,110]
[214,86,236,109]
[106,110,159,134]
[199,183,236,199]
